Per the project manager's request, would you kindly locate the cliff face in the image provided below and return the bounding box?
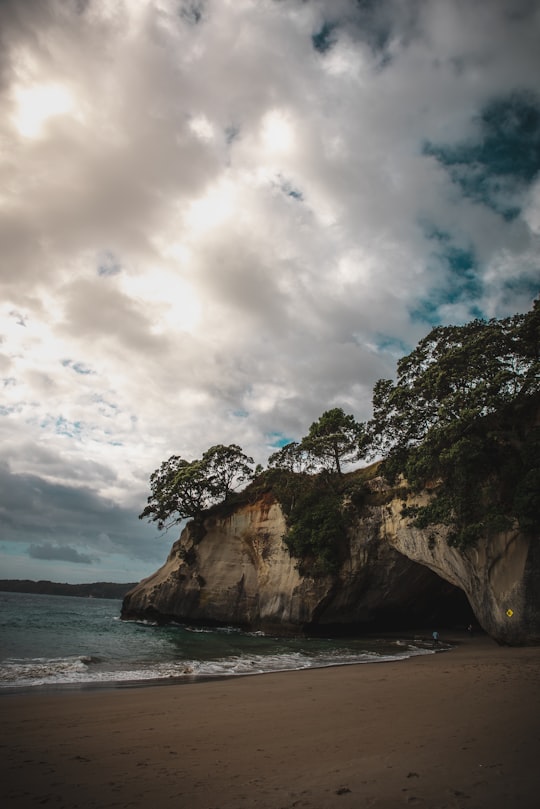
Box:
[382,486,539,645]
[122,483,539,645]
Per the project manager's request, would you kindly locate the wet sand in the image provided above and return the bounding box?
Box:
[2,634,539,808]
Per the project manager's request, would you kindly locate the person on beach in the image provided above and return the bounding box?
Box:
[432,630,439,644]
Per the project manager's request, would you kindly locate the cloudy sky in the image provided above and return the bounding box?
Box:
[1,0,539,585]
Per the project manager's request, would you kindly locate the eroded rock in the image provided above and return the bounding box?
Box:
[122,481,539,645]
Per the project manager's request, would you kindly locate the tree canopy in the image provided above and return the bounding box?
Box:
[369,302,539,461]
[268,441,310,474]
[269,408,366,476]
[139,444,254,529]
[369,301,540,546]
[303,408,367,475]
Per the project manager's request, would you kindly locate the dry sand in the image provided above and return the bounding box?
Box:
[2,634,539,809]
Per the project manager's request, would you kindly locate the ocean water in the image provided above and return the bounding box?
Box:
[0,591,442,690]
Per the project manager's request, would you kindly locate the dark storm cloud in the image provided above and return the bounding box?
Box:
[29,543,96,564]
[0,462,162,565]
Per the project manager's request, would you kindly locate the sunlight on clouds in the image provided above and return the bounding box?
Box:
[159,241,192,264]
[1,305,63,375]
[261,111,295,154]
[185,181,236,233]
[12,83,75,139]
[120,269,201,334]
[189,114,215,141]
[323,40,369,79]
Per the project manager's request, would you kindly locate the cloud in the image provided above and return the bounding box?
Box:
[0,462,164,566]
[29,543,96,564]
[0,0,539,582]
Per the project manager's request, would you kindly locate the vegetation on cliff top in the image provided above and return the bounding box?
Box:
[139,444,255,530]
[140,301,539,568]
[370,302,539,548]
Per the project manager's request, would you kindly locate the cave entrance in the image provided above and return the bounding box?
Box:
[307,563,477,637]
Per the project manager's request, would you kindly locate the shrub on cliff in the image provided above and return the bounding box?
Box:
[259,468,370,576]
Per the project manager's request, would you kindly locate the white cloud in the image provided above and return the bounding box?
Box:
[0,0,538,582]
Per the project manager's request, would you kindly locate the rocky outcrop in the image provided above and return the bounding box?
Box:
[381,484,540,645]
[122,482,539,645]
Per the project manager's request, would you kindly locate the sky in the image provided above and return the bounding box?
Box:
[1,0,539,585]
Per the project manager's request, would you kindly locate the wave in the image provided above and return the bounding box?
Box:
[0,643,442,690]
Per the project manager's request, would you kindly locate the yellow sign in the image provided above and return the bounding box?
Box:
[506,608,514,617]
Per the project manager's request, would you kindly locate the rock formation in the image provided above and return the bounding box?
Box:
[382,483,539,645]
[121,477,539,645]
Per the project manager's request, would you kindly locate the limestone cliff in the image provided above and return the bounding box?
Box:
[381,484,540,645]
[123,490,455,632]
[122,479,539,645]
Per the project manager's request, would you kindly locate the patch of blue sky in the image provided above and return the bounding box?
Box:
[410,292,484,328]
[445,247,482,300]
[232,408,249,419]
[312,21,338,54]
[372,334,411,358]
[423,92,540,219]
[266,431,294,449]
[410,226,485,325]
[279,178,303,201]
[52,416,84,438]
[61,359,94,375]
[501,275,540,300]
[97,250,121,277]
[72,362,94,375]
[91,394,119,416]
[409,296,447,327]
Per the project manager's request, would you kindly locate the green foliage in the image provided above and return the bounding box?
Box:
[139,455,211,530]
[269,409,367,477]
[370,300,540,548]
[303,408,367,475]
[285,489,344,576]
[201,444,254,501]
[262,469,371,576]
[139,444,255,530]
[268,441,311,474]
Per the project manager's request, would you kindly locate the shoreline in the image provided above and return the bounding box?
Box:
[3,635,539,808]
[0,631,456,697]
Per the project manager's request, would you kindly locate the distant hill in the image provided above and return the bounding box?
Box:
[0,580,138,599]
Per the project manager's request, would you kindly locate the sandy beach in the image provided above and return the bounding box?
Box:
[2,634,539,809]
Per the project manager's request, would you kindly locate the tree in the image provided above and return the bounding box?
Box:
[139,455,213,530]
[201,444,255,501]
[368,300,540,547]
[302,408,366,475]
[139,444,255,529]
[369,303,539,464]
[268,441,312,474]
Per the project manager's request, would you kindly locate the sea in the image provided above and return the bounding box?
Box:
[0,591,444,691]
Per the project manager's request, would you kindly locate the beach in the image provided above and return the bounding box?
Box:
[2,634,539,809]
